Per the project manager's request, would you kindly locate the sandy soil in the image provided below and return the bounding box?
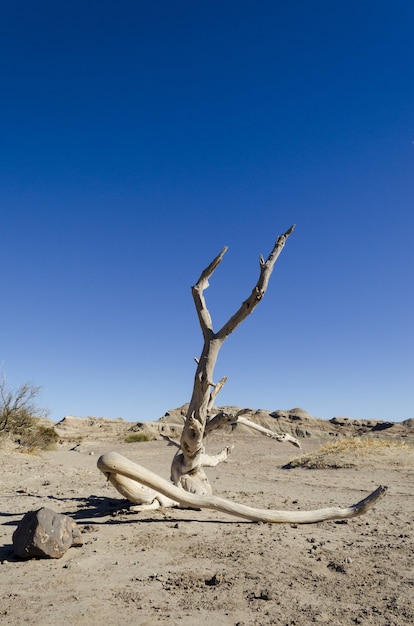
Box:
[1,433,413,625]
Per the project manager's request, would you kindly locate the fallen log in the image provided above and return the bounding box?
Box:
[98,451,387,524]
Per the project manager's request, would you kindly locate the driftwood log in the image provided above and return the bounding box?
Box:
[98,226,387,523]
[97,451,387,523]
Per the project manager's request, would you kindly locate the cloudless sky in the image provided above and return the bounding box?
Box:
[1,1,413,423]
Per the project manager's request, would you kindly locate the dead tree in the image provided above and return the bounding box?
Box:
[170,224,299,495]
[98,226,387,522]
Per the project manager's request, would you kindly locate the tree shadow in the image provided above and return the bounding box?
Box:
[1,494,131,526]
[62,494,132,520]
[0,494,254,564]
[0,543,17,562]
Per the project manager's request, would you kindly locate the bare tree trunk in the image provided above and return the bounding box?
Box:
[171,225,296,494]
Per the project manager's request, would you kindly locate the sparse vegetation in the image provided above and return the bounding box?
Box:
[283,437,410,470]
[20,424,59,452]
[125,432,152,443]
[0,374,57,450]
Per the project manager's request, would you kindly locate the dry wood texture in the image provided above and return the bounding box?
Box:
[98,451,387,523]
[173,225,296,492]
[98,226,387,523]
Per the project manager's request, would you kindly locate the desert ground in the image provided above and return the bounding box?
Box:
[1,412,413,626]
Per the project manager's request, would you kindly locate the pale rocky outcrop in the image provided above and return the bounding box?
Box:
[53,406,413,446]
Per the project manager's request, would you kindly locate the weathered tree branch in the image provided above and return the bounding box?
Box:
[216,225,295,340]
[192,246,228,339]
[204,411,301,447]
[176,226,296,493]
[207,375,227,414]
[98,452,387,524]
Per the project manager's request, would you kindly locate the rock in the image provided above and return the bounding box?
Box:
[12,507,83,559]
[55,415,131,444]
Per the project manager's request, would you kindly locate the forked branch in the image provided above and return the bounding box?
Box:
[217,224,295,340]
[192,246,228,338]
[179,226,296,488]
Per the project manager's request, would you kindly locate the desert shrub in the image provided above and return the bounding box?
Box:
[125,432,152,443]
[19,424,59,451]
[283,437,409,470]
[0,375,56,450]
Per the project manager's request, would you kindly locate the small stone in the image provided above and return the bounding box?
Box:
[327,561,347,574]
[260,588,273,601]
[205,573,222,586]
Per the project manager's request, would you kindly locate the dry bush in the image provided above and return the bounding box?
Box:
[125,432,153,443]
[283,437,410,470]
[18,423,59,451]
[0,375,57,451]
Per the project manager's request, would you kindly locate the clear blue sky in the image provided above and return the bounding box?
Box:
[1,1,413,423]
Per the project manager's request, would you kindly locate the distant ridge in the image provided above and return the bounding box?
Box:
[53,405,414,445]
